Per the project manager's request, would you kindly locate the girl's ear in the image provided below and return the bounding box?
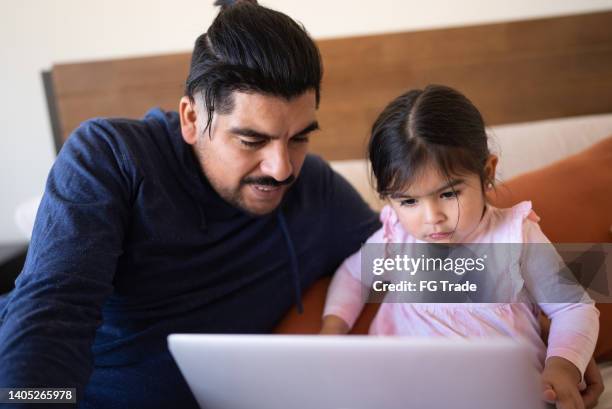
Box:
[484,154,498,188]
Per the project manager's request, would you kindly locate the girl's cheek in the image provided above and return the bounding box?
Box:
[400,216,418,234]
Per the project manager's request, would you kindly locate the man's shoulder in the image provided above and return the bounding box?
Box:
[71,108,174,145]
[62,108,178,165]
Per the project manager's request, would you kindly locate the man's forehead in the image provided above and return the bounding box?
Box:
[220,90,317,131]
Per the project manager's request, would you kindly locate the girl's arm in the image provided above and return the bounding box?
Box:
[539,302,599,381]
[321,314,350,334]
[521,219,600,409]
[521,220,599,376]
[321,222,387,335]
[320,246,370,335]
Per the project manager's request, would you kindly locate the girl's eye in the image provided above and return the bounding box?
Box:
[240,139,265,148]
[400,198,417,207]
[441,190,459,199]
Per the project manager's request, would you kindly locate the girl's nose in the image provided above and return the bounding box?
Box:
[423,202,446,225]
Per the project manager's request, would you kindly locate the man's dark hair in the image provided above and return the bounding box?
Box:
[185,0,323,132]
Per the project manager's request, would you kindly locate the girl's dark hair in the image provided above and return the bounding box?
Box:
[185,0,322,132]
[368,84,491,197]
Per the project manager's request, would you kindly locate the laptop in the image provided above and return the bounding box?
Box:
[168,334,544,409]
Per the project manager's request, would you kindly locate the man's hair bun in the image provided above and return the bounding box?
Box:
[214,0,258,11]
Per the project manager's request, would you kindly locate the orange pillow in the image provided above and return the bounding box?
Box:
[491,135,612,361]
[276,136,612,360]
[490,136,612,243]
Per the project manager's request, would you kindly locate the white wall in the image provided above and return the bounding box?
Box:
[1,0,611,243]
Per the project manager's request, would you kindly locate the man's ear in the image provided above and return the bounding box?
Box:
[484,154,499,186]
[179,96,199,145]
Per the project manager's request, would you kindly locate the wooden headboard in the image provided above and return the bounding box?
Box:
[44,11,612,160]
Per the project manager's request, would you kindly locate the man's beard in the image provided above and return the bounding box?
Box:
[204,167,295,216]
[193,134,295,216]
[222,175,295,216]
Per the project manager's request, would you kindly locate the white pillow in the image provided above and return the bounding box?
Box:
[489,113,612,181]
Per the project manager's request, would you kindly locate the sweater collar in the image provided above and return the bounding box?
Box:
[145,108,243,225]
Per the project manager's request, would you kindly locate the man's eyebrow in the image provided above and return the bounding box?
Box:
[229,121,319,140]
[229,127,274,140]
[292,121,320,138]
[391,178,465,199]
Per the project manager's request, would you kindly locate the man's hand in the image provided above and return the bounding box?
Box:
[542,357,584,409]
[581,357,604,409]
[320,315,350,335]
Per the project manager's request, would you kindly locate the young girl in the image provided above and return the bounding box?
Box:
[321,85,599,409]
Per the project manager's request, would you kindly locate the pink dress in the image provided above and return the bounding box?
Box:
[323,201,599,376]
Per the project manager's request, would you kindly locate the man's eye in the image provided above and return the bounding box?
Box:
[291,135,310,144]
[240,139,265,148]
[400,198,417,207]
[441,190,459,199]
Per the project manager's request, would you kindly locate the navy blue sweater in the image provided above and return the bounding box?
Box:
[0,109,380,408]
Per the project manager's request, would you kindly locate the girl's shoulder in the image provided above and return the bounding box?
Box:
[489,200,539,222]
[485,201,546,243]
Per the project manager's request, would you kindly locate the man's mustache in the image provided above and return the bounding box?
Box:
[241,175,295,187]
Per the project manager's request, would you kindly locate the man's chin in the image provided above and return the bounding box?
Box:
[236,186,287,216]
[237,200,282,216]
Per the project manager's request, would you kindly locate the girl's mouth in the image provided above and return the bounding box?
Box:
[428,231,453,240]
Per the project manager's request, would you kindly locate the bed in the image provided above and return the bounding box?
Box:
[39,9,612,408]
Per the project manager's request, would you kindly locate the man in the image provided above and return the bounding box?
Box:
[0,1,380,408]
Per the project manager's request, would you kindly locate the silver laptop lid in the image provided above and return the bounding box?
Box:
[168,334,544,409]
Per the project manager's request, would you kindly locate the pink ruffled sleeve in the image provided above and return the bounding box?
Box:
[380,205,400,243]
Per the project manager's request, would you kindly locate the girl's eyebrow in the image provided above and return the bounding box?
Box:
[391,178,465,199]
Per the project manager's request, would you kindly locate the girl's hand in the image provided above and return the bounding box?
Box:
[319,315,350,335]
[541,356,584,409]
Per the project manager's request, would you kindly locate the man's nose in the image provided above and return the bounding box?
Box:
[260,143,293,182]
